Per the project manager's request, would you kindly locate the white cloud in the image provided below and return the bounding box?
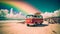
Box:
[6,8,25,19]
[41,9,60,18]
[6,13,25,19]
[0,9,8,17]
[41,12,53,18]
[0,8,25,19]
[53,10,60,17]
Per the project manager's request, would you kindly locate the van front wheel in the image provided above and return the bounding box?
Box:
[27,24,30,26]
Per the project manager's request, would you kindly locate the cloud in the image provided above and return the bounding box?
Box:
[0,8,25,19]
[41,9,60,18]
[6,13,25,19]
[41,12,53,18]
[53,10,60,17]
[0,9,8,17]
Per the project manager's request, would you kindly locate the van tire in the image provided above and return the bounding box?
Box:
[40,23,42,25]
[27,24,30,26]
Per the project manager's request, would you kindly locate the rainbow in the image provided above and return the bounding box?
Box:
[0,1,40,15]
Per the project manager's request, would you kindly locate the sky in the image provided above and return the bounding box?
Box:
[0,0,60,13]
[24,0,60,13]
[0,0,60,19]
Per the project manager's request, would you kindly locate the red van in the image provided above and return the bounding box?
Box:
[25,15,43,26]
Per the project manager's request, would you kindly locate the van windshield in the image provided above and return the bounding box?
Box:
[26,15,33,18]
[33,15,43,18]
[26,15,43,18]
